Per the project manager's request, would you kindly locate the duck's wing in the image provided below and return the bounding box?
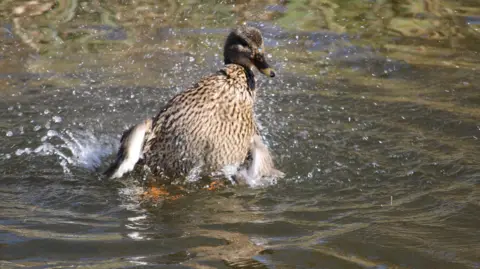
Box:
[235,135,284,185]
[249,135,284,178]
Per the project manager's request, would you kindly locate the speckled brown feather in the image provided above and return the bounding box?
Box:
[143,64,256,178]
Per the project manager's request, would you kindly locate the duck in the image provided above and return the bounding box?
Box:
[104,26,283,183]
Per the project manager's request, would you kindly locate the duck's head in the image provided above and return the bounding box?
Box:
[224,26,275,78]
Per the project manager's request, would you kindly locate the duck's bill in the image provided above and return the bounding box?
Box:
[254,54,276,78]
[259,67,275,78]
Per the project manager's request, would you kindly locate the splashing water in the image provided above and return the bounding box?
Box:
[7,124,279,188]
[14,129,118,174]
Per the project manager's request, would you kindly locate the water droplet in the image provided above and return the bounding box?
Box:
[47,130,58,137]
[189,56,195,62]
[52,116,62,123]
[34,125,42,131]
[15,148,31,156]
[6,131,13,137]
[44,109,50,115]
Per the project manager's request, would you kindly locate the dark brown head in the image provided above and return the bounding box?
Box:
[223,26,275,78]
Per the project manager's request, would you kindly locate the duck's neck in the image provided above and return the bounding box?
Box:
[224,59,256,91]
[244,67,255,91]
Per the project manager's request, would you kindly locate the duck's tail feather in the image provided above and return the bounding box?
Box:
[104,119,152,179]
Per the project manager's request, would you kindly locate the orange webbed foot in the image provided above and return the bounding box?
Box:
[207,180,226,191]
[141,186,184,202]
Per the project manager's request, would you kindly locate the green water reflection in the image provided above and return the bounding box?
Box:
[1,0,480,113]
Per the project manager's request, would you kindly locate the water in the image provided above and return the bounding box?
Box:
[1,0,480,268]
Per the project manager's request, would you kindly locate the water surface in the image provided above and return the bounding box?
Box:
[1,0,480,268]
